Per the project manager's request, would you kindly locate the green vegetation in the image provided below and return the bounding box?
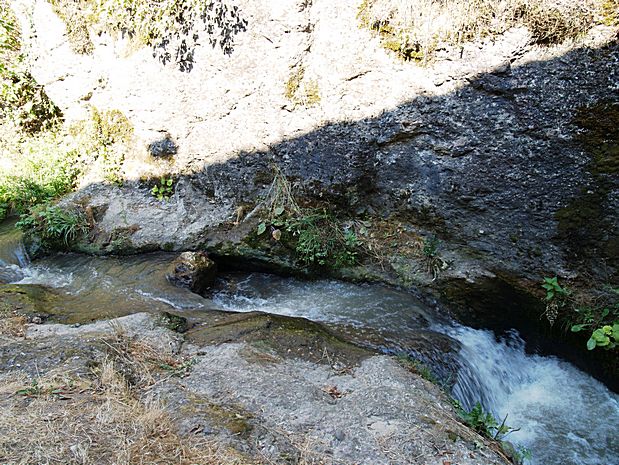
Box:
[454,401,532,463]
[454,401,520,441]
[49,0,247,70]
[69,107,134,186]
[395,353,438,384]
[0,132,79,220]
[541,276,570,326]
[601,0,619,26]
[358,0,608,62]
[284,66,321,108]
[1,0,61,132]
[542,277,619,351]
[16,204,87,249]
[151,176,174,201]
[254,167,360,269]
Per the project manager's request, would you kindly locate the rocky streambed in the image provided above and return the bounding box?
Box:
[1,225,618,465]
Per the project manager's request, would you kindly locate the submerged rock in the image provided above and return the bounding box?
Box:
[166,251,217,296]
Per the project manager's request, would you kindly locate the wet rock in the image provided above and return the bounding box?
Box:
[186,310,370,368]
[166,251,217,296]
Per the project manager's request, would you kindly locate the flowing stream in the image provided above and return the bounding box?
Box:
[1,224,617,465]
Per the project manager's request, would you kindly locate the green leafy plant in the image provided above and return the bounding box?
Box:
[577,321,619,350]
[61,0,248,71]
[254,167,361,269]
[542,276,568,301]
[541,276,570,326]
[0,132,79,220]
[16,204,87,248]
[151,177,174,201]
[1,0,62,132]
[454,401,519,440]
[551,282,619,351]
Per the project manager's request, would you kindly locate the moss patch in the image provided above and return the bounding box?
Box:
[186,310,371,367]
[556,101,619,268]
[284,66,320,108]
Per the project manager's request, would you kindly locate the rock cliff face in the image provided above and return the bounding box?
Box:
[13,0,619,375]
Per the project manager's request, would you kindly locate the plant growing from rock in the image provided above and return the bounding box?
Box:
[55,0,248,71]
[152,177,174,201]
[284,66,321,108]
[0,0,61,132]
[16,204,88,249]
[541,276,569,325]
[357,0,606,63]
[254,167,360,269]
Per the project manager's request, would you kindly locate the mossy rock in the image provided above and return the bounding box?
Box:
[0,284,57,321]
[556,101,619,268]
[155,311,188,333]
[186,310,371,367]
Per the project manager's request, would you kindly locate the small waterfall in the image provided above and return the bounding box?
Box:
[445,324,619,465]
[0,219,29,282]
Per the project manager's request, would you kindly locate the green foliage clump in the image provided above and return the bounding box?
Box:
[570,288,619,351]
[70,107,133,185]
[0,132,79,220]
[284,66,321,108]
[91,0,247,71]
[541,276,569,326]
[254,167,360,269]
[454,401,520,441]
[1,0,61,132]
[16,204,87,249]
[151,176,174,201]
[541,277,619,351]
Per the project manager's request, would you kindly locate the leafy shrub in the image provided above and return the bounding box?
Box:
[53,0,248,71]
[254,167,360,269]
[0,0,61,132]
[542,277,619,351]
[16,204,87,248]
[541,276,570,325]
[0,132,79,220]
[454,401,519,440]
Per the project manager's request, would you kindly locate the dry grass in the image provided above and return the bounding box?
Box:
[0,304,28,338]
[0,335,253,465]
[358,0,608,61]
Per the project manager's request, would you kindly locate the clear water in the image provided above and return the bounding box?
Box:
[1,225,617,465]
